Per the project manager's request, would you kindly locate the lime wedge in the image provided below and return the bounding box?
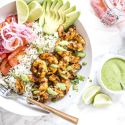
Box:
[93,93,112,108]
[28,1,43,22]
[16,0,29,24]
[82,85,101,104]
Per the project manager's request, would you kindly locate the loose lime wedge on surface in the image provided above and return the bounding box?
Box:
[93,93,112,108]
[82,85,101,104]
[16,0,29,24]
[28,1,43,22]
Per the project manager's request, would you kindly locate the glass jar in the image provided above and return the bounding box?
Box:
[91,0,125,26]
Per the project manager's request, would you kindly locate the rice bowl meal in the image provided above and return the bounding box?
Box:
[0,0,87,104]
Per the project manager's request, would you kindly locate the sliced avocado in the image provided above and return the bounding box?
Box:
[58,1,70,13]
[64,5,76,15]
[43,0,64,34]
[46,0,52,14]
[63,11,80,30]
[58,1,70,24]
[43,20,60,34]
[50,0,58,11]
[49,0,58,20]
[53,0,63,20]
[39,0,47,27]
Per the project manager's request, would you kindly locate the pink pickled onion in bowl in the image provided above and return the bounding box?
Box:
[0,20,36,52]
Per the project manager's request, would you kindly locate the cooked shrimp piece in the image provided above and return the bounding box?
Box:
[61,79,71,93]
[70,56,80,64]
[16,78,25,94]
[39,53,58,64]
[39,78,48,91]
[49,74,60,84]
[31,59,48,79]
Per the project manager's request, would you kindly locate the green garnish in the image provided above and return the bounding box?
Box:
[71,78,79,85]
[89,79,92,82]
[56,83,66,91]
[20,74,30,82]
[59,41,69,46]
[73,84,78,91]
[77,75,85,81]
[50,64,59,68]
[82,62,87,66]
[37,47,43,54]
[76,52,86,58]
[59,94,65,97]
[33,90,40,94]
[55,46,67,52]
[47,88,58,96]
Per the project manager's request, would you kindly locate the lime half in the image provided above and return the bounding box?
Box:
[93,93,112,108]
[16,0,29,24]
[82,85,101,104]
[28,1,43,22]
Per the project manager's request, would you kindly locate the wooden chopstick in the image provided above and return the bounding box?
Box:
[27,97,79,124]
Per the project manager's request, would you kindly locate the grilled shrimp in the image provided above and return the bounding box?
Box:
[39,53,59,75]
[56,51,71,57]
[40,92,49,102]
[70,56,80,64]
[71,63,81,71]
[39,53,58,64]
[31,59,47,78]
[61,79,71,93]
[16,78,25,94]
[58,69,71,80]
[39,78,48,92]
[67,41,84,51]
[58,26,86,51]
[49,74,60,84]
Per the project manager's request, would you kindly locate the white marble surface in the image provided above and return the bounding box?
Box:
[0,0,125,125]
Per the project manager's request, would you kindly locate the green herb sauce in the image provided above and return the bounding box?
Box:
[101,58,125,91]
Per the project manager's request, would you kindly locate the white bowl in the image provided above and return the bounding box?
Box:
[0,0,92,116]
[97,55,125,94]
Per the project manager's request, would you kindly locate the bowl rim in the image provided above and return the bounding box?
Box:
[98,54,125,94]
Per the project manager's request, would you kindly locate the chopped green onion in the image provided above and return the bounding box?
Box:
[82,62,87,66]
[55,46,67,52]
[47,88,58,96]
[76,52,86,58]
[50,64,59,68]
[37,47,43,54]
[89,79,92,82]
[21,74,30,82]
[59,94,64,97]
[33,90,40,94]
[77,75,85,81]
[59,41,69,46]
[56,83,66,90]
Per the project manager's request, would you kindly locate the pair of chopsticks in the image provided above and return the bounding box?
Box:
[27,98,79,124]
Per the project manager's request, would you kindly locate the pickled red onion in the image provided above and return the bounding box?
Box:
[0,20,36,52]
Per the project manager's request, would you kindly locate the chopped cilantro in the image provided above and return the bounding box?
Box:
[77,75,85,81]
[71,78,79,85]
[82,62,87,66]
[89,79,92,82]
